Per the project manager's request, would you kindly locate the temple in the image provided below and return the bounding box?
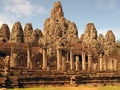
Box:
[0,1,120,88]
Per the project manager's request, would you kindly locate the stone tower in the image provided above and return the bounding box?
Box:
[31,28,42,45]
[82,23,97,44]
[0,24,10,42]
[42,2,79,51]
[24,23,33,44]
[10,22,24,43]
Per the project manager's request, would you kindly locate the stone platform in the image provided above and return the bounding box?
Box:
[1,69,120,88]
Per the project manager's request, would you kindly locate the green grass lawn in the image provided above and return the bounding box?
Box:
[98,85,120,90]
[7,85,120,90]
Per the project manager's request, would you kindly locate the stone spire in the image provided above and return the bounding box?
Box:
[51,1,64,18]
[67,22,79,43]
[82,23,97,44]
[105,30,115,43]
[24,23,33,44]
[10,22,24,43]
[0,24,10,42]
[98,34,104,45]
[42,1,79,56]
[31,28,42,45]
[104,30,116,50]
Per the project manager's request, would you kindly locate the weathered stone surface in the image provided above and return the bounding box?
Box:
[79,34,85,43]
[80,23,117,64]
[82,23,97,44]
[97,34,104,53]
[24,23,33,44]
[104,30,116,55]
[0,2,119,87]
[42,1,79,55]
[31,28,42,45]
[104,30,115,44]
[10,22,24,43]
[67,22,79,43]
[51,1,64,18]
[98,34,104,45]
[4,55,10,76]
[81,23,98,50]
[0,24,10,42]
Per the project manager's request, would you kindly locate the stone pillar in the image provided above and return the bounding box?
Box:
[82,52,86,71]
[62,57,66,71]
[10,47,14,67]
[67,51,69,62]
[93,63,97,71]
[13,53,17,67]
[75,56,79,71]
[99,54,103,71]
[57,48,62,70]
[27,47,32,69]
[107,58,113,71]
[113,59,117,71]
[70,49,74,70]
[88,55,92,71]
[103,59,107,71]
[43,47,47,70]
[4,56,10,76]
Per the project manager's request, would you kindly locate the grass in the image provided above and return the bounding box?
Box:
[98,85,120,90]
[7,85,120,90]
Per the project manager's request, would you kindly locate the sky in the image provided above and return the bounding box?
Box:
[0,0,120,40]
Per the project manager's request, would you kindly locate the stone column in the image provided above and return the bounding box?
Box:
[13,53,17,67]
[62,57,66,71]
[99,54,103,71]
[67,51,69,62]
[107,58,113,71]
[82,52,86,71]
[70,49,74,70]
[27,47,32,69]
[10,47,14,67]
[57,48,62,70]
[75,56,79,71]
[113,59,117,71]
[103,59,107,71]
[93,63,97,71]
[4,56,10,76]
[43,47,47,70]
[88,54,92,71]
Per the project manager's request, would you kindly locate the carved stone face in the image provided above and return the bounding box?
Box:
[91,28,97,39]
[10,22,23,43]
[13,25,22,38]
[105,30,115,42]
[0,24,10,42]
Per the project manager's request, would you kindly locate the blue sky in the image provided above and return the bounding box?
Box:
[0,0,120,40]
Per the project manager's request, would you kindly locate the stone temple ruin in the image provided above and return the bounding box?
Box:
[0,1,120,88]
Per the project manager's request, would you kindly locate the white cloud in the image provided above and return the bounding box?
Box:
[97,0,115,9]
[2,0,47,16]
[98,28,120,40]
[97,0,120,15]
[0,0,48,29]
[0,14,13,29]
